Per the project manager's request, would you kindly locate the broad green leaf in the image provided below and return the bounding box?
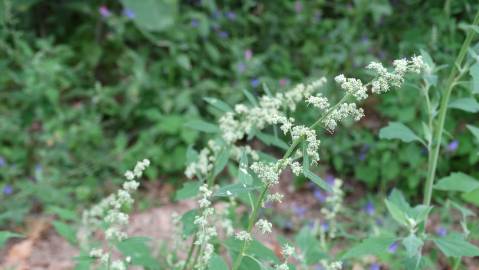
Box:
[46,206,77,222]
[467,124,479,142]
[433,233,479,257]
[435,172,479,192]
[409,205,432,224]
[469,63,479,93]
[462,188,479,207]
[116,237,159,269]
[213,147,230,177]
[384,198,408,226]
[121,0,177,32]
[402,234,423,258]
[52,221,77,245]
[256,132,289,150]
[295,226,327,264]
[204,97,232,112]
[448,98,479,113]
[379,122,423,143]
[302,143,332,192]
[342,236,396,259]
[208,254,228,270]
[0,231,23,248]
[214,183,261,197]
[185,119,220,133]
[238,256,262,270]
[242,89,258,106]
[175,182,200,201]
[238,151,253,185]
[180,209,198,236]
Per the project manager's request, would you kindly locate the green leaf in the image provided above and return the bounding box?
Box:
[342,236,396,259]
[256,132,289,150]
[121,0,177,32]
[224,237,279,263]
[180,209,198,236]
[402,234,423,258]
[467,124,479,142]
[469,63,479,93]
[242,89,258,106]
[295,226,327,264]
[116,237,159,269]
[184,119,220,133]
[379,122,423,143]
[204,97,232,112]
[435,172,479,192]
[302,143,332,192]
[0,231,23,248]
[175,182,200,201]
[46,206,77,222]
[213,147,230,177]
[238,151,253,185]
[208,254,228,270]
[214,183,261,197]
[433,233,479,257]
[385,198,408,226]
[52,221,77,245]
[448,98,479,113]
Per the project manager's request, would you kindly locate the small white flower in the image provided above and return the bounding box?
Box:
[124,170,134,180]
[235,231,252,241]
[256,219,273,234]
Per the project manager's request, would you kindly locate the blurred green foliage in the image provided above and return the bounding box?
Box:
[0,0,478,227]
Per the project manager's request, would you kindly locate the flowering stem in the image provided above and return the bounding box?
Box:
[232,92,354,269]
[423,11,479,207]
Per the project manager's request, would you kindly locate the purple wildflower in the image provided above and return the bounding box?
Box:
[320,222,329,232]
[313,189,327,203]
[244,49,253,61]
[370,263,381,270]
[191,19,199,28]
[388,242,399,253]
[359,144,370,161]
[325,174,335,186]
[122,8,135,19]
[292,204,307,218]
[314,10,322,22]
[295,1,303,13]
[237,62,246,73]
[363,201,375,216]
[98,6,111,18]
[447,140,459,152]
[0,156,6,167]
[212,10,221,20]
[226,11,236,21]
[218,31,229,39]
[250,78,260,88]
[3,185,13,195]
[436,226,447,237]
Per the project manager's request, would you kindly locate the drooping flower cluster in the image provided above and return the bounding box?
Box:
[290,125,321,163]
[255,218,273,234]
[83,159,150,270]
[322,103,365,131]
[218,78,327,144]
[368,55,426,94]
[275,244,296,270]
[320,179,344,239]
[320,260,343,270]
[193,184,218,270]
[334,74,368,101]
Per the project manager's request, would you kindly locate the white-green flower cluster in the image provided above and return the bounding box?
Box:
[251,162,280,186]
[274,244,296,270]
[218,78,327,144]
[255,219,273,234]
[320,260,343,270]
[368,55,426,94]
[83,159,149,270]
[321,179,344,239]
[290,125,321,163]
[322,103,365,131]
[306,93,330,110]
[235,230,252,241]
[193,184,217,270]
[334,74,368,101]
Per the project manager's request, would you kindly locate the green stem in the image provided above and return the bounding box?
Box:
[423,11,479,207]
[182,234,198,270]
[452,257,461,270]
